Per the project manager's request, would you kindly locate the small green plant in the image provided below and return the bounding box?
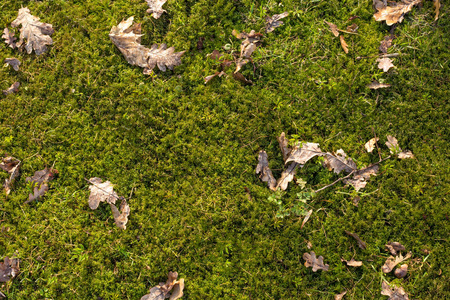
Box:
[268,190,314,219]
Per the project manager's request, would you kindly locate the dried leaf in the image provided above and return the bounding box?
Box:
[232,72,253,85]
[345,230,367,250]
[169,278,184,300]
[398,150,414,159]
[141,272,184,300]
[344,164,379,191]
[379,35,394,53]
[374,0,421,26]
[373,0,388,11]
[395,264,408,278]
[303,251,329,272]
[145,0,167,19]
[0,256,19,282]
[325,21,339,37]
[367,80,391,89]
[381,281,409,300]
[324,149,357,174]
[301,209,313,229]
[434,0,440,21]
[209,50,223,60]
[365,138,379,153]
[2,28,17,49]
[26,168,57,186]
[382,251,412,273]
[26,184,49,203]
[346,23,359,33]
[88,177,118,209]
[204,71,225,84]
[385,135,401,153]
[265,12,289,33]
[109,17,185,74]
[235,57,250,73]
[341,258,363,267]
[277,132,291,162]
[0,157,20,195]
[335,290,347,300]
[285,142,323,165]
[377,57,395,72]
[5,58,20,71]
[233,29,262,65]
[256,151,277,190]
[276,162,298,190]
[340,35,349,53]
[11,7,54,55]
[385,242,406,255]
[3,82,20,95]
[110,199,130,230]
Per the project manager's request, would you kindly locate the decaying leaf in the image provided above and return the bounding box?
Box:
[0,157,21,195]
[5,58,20,71]
[110,199,130,230]
[434,0,440,21]
[385,135,414,159]
[340,35,349,54]
[109,17,185,74]
[145,0,167,19]
[395,264,408,278]
[208,50,223,60]
[204,71,225,84]
[385,242,406,255]
[365,137,379,153]
[341,258,363,267]
[232,29,262,73]
[367,80,391,89]
[265,12,289,33]
[335,290,347,300]
[379,35,394,53]
[325,21,339,37]
[27,184,49,203]
[381,281,409,300]
[3,82,20,95]
[373,0,388,11]
[303,251,329,272]
[141,271,184,300]
[276,162,298,190]
[232,72,253,85]
[374,0,422,26]
[285,142,323,165]
[277,132,291,162]
[88,177,118,209]
[11,7,54,55]
[0,256,19,282]
[345,230,367,250]
[256,151,277,190]
[301,209,313,229]
[377,57,395,72]
[323,149,357,174]
[382,251,412,273]
[346,23,359,33]
[398,150,414,159]
[25,168,57,203]
[344,164,379,191]
[2,28,17,49]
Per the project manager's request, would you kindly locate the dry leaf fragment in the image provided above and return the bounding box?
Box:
[5,58,20,71]
[25,168,57,203]
[398,150,414,159]
[381,281,409,300]
[365,138,379,153]
[88,177,118,209]
[277,132,291,162]
[303,251,329,272]
[340,35,349,53]
[265,12,289,33]
[0,157,21,195]
[434,0,440,21]
[232,72,253,85]
[379,35,394,53]
[385,242,406,255]
[373,0,388,11]
[324,149,357,174]
[141,271,184,300]
[0,256,19,283]
[145,0,168,19]
[301,209,313,229]
[235,57,251,73]
[341,258,363,267]
[395,264,408,278]
[335,290,347,300]
[345,230,367,249]
[382,251,412,273]
[346,23,359,33]
[109,17,185,74]
[2,28,17,49]
[27,184,49,203]
[110,199,130,230]
[344,164,379,191]
[3,82,20,95]
[204,71,225,84]
[377,57,395,72]
[233,30,262,64]
[11,7,54,55]
[285,142,323,165]
[276,162,298,190]
[325,21,339,37]
[256,151,277,190]
[385,135,414,159]
[209,50,223,60]
[374,0,422,26]
[367,80,391,89]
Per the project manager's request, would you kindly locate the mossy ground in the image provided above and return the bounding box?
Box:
[1,0,449,298]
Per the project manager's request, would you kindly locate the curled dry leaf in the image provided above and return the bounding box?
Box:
[232,72,253,85]
[141,271,184,300]
[232,29,262,73]
[25,168,57,203]
[3,82,20,95]
[109,17,185,74]
[88,177,118,209]
[265,12,289,33]
[5,58,20,71]
[385,135,414,159]
[0,256,19,283]
[204,71,225,84]
[395,264,408,278]
[277,132,291,162]
[256,151,276,190]
[324,149,357,174]
[26,184,49,203]
[373,0,388,11]
[345,230,367,250]
[379,35,394,53]
[145,0,167,19]
[285,142,323,165]
[381,281,409,300]
[385,241,406,255]
[2,28,17,49]
[377,57,395,72]
[340,35,349,54]
[382,251,412,273]
[110,199,130,230]
[303,251,329,272]
[365,137,379,153]
[0,157,21,195]
[374,0,421,26]
[344,164,379,191]
[434,0,440,21]
[301,209,313,229]
[11,7,54,55]
[346,23,359,33]
[367,80,391,89]
[341,258,363,267]
[335,290,347,300]
[276,162,298,190]
[325,21,339,37]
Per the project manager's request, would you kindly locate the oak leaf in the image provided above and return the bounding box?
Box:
[255,151,276,190]
[145,0,167,19]
[340,35,349,54]
[365,137,379,153]
[377,57,395,72]
[27,184,49,203]
[381,281,409,300]
[324,149,357,174]
[344,164,379,191]
[345,230,367,250]
[382,251,412,273]
[88,177,118,209]
[141,272,184,300]
[303,251,329,272]
[374,0,421,26]
[385,135,414,159]
[275,162,298,190]
[367,80,391,89]
[394,264,408,278]
[110,199,130,230]
[379,35,394,53]
[285,142,323,165]
[4,58,20,71]
[265,12,289,33]
[385,242,406,255]
[0,256,19,283]
[25,168,57,203]
[2,28,17,49]
[341,258,363,267]
[232,29,262,73]
[373,0,388,11]
[11,7,54,55]
[0,157,20,195]
[325,21,339,37]
[109,17,185,74]
[2,82,20,95]
[301,209,313,229]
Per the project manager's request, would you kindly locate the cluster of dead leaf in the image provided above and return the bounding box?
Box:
[0,256,19,284]
[204,12,288,85]
[141,271,184,300]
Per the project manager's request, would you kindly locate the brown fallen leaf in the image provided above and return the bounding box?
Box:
[11,7,54,55]
[323,149,357,174]
[395,264,408,278]
[235,57,251,73]
[141,271,184,300]
[265,12,289,33]
[374,0,421,26]
[145,0,167,19]
[325,21,339,37]
[0,256,19,283]
[379,35,394,53]
[365,137,379,153]
[301,209,313,229]
[381,280,409,300]
[345,230,367,250]
[26,184,49,203]
[335,290,347,300]
[385,241,406,255]
[3,82,20,95]
[110,199,130,230]
[256,151,277,190]
[0,157,21,195]
[88,177,118,209]
[385,135,414,159]
[434,0,440,21]
[303,251,329,272]
[377,57,395,72]
[2,28,17,49]
[382,251,412,273]
[346,23,359,33]
[232,72,253,85]
[232,29,262,73]
[25,168,57,203]
[5,58,20,71]
[208,50,223,60]
[204,71,225,84]
[277,132,291,162]
[373,0,388,11]
[341,258,363,267]
[276,162,298,190]
[367,80,391,89]
[109,17,185,74]
[340,35,349,54]
[285,142,323,165]
[398,150,414,159]
[344,164,379,191]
